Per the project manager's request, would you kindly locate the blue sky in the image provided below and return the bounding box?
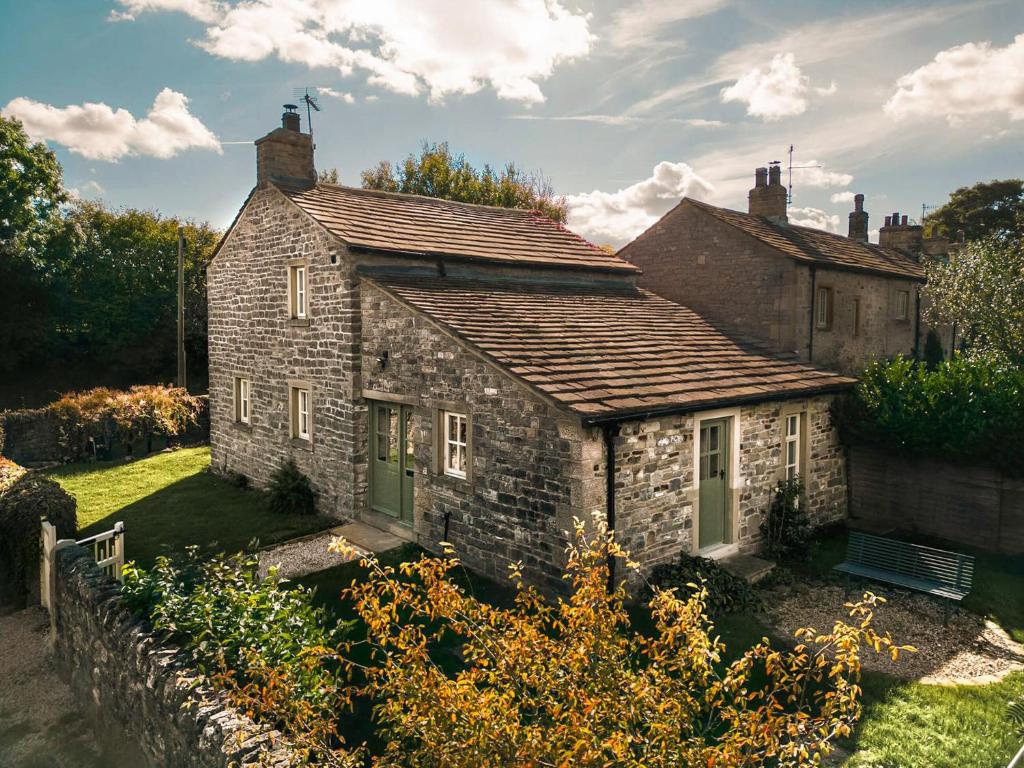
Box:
[2,0,1023,246]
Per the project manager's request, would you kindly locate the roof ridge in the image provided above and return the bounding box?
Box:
[306,180,543,218]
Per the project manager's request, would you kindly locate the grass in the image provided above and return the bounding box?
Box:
[45,446,337,567]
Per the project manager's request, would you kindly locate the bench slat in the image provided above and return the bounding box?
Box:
[838,531,973,599]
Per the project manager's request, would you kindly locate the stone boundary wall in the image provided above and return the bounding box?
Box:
[0,395,210,465]
[52,545,298,768]
[848,445,1024,555]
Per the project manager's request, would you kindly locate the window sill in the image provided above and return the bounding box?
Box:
[231,421,253,432]
[290,437,313,451]
[288,318,311,328]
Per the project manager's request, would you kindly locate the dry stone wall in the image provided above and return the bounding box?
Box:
[52,545,297,768]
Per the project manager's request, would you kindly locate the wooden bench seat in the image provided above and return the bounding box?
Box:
[834,531,974,623]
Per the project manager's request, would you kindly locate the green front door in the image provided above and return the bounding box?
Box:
[698,418,729,550]
[369,402,414,524]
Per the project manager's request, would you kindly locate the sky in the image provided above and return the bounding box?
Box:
[2,0,1023,248]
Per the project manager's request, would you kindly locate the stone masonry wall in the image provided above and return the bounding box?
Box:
[52,546,296,768]
[207,186,360,517]
[621,203,799,353]
[621,201,925,375]
[361,281,594,592]
[0,408,60,465]
[593,394,846,582]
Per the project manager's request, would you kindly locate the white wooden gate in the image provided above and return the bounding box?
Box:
[40,520,126,610]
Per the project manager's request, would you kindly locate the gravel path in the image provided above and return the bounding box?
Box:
[762,581,1024,684]
[257,527,367,580]
[0,607,133,768]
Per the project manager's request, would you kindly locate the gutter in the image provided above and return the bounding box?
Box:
[808,265,817,361]
[602,423,620,593]
[913,288,922,359]
[580,381,854,428]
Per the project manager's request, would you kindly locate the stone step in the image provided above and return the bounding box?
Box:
[332,520,407,554]
[719,552,775,584]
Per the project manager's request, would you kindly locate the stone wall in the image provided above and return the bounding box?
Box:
[848,446,1024,555]
[0,408,60,465]
[52,545,297,768]
[597,394,846,581]
[207,185,360,518]
[620,201,928,375]
[361,281,593,592]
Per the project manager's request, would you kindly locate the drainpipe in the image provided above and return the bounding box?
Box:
[602,423,620,593]
[807,265,817,361]
[913,288,922,359]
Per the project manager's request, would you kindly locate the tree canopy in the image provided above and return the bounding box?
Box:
[923,178,1024,243]
[0,115,65,253]
[925,236,1024,367]
[360,141,568,222]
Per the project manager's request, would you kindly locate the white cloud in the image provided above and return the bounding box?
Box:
[68,180,105,199]
[884,33,1024,124]
[566,161,714,246]
[608,0,727,49]
[720,53,809,120]
[508,114,725,127]
[2,88,220,161]
[815,81,838,96]
[115,0,593,104]
[793,160,853,188]
[318,87,354,104]
[830,191,856,204]
[789,206,840,233]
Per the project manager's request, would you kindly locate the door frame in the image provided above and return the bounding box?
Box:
[691,407,741,556]
[368,399,415,526]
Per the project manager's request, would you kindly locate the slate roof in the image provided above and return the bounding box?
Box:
[369,275,855,421]
[279,182,638,274]
[634,198,925,280]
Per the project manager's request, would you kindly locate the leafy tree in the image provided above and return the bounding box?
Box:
[0,114,65,251]
[330,518,910,768]
[360,141,568,222]
[923,178,1024,243]
[924,237,1024,366]
[318,167,340,184]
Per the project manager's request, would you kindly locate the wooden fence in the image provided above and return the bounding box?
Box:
[847,446,1024,555]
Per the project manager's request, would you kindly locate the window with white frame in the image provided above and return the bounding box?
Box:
[816,286,832,330]
[443,411,468,478]
[289,264,307,318]
[895,290,910,320]
[290,386,311,441]
[234,377,250,424]
[784,413,802,481]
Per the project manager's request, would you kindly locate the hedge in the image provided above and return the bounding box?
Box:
[0,458,77,608]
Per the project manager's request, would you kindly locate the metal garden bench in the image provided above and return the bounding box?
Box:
[834,531,973,624]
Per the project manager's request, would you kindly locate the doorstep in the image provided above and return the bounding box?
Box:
[333,518,408,554]
[718,552,775,584]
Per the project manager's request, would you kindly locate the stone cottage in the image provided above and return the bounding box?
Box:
[208,110,854,590]
[619,164,950,374]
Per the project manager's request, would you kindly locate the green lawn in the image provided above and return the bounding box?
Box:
[45,447,337,566]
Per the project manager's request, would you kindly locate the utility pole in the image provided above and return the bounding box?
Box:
[177,226,187,390]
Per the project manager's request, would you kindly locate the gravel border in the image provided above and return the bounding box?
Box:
[257,528,367,580]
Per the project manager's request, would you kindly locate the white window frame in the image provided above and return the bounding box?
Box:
[289,264,307,319]
[290,385,312,441]
[784,413,802,481]
[443,411,468,479]
[895,290,909,321]
[816,286,832,330]
[234,377,250,424]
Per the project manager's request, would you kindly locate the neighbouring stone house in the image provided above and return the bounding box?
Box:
[208,109,854,591]
[619,164,952,375]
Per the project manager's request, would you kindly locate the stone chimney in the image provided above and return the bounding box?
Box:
[255,104,316,188]
[748,163,787,223]
[847,193,869,242]
[878,210,923,255]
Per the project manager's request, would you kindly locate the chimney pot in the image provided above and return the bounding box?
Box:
[848,193,869,242]
[901,214,908,226]
[755,167,768,188]
[282,104,301,132]
[768,162,782,186]
[885,215,892,226]
[748,162,787,223]
[854,193,864,212]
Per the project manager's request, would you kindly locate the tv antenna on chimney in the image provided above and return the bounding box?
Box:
[293,87,321,140]
[786,144,822,205]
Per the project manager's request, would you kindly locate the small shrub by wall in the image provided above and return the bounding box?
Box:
[0,408,60,465]
[0,460,76,608]
[52,545,299,768]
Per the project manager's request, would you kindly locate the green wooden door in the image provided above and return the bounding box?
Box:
[698,418,729,549]
[369,402,414,524]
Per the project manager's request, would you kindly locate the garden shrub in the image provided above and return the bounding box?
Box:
[834,355,1024,475]
[647,551,759,614]
[760,477,812,564]
[48,385,203,461]
[0,459,77,608]
[122,549,359,765]
[268,459,317,516]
